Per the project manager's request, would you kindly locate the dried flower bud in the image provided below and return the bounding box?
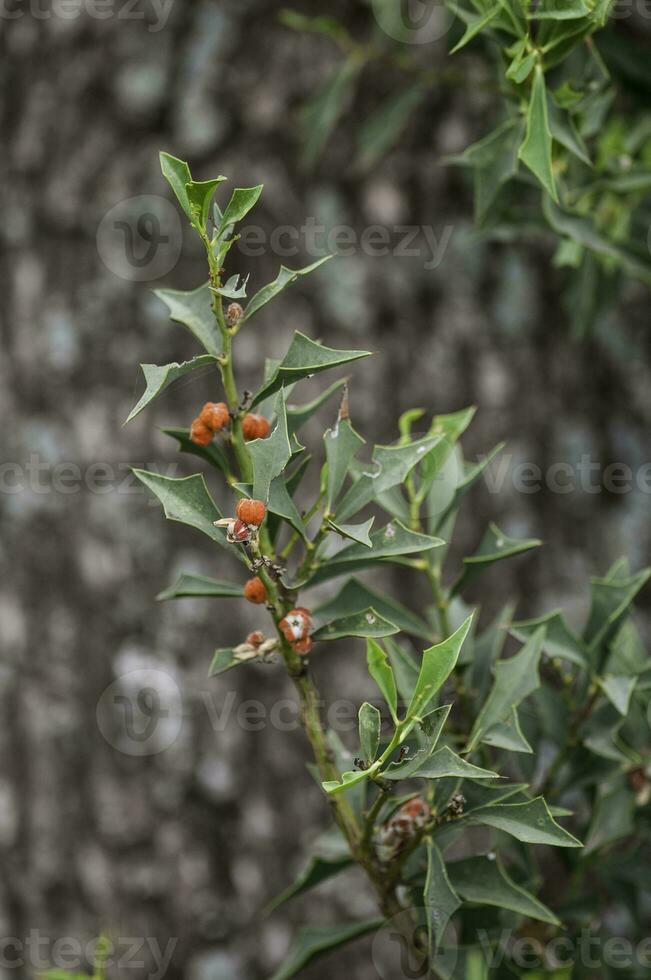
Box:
[190,418,213,446]
[376,796,431,863]
[242,413,271,441]
[279,608,313,646]
[226,302,244,327]
[236,498,267,527]
[293,637,313,657]
[247,631,265,647]
[214,518,253,544]
[199,401,230,432]
[244,577,267,605]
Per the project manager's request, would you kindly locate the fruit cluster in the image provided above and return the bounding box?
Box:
[190,402,271,447]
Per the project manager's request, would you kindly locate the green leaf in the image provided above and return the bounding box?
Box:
[518,66,558,202]
[511,609,588,668]
[547,97,590,165]
[248,393,292,501]
[424,841,461,952]
[162,426,232,478]
[452,522,542,597]
[447,856,561,926]
[467,628,545,752]
[583,784,635,855]
[380,706,452,778]
[325,418,366,511]
[313,578,432,642]
[269,919,384,980]
[250,331,370,407]
[367,639,399,723]
[482,708,533,754]
[543,197,651,288]
[186,177,227,231]
[390,745,498,781]
[327,518,374,547]
[157,573,243,601]
[312,608,399,641]
[598,675,636,715]
[214,273,249,299]
[160,151,192,221]
[245,258,334,322]
[299,521,443,588]
[469,796,582,846]
[336,434,445,522]
[359,702,381,765]
[125,356,218,424]
[384,639,421,704]
[287,377,349,435]
[132,470,237,550]
[265,837,353,914]
[449,120,524,225]
[450,4,500,53]
[216,184,264,238]
[584,567,651,655]
[154,283,221,356]
[406,616,473,723]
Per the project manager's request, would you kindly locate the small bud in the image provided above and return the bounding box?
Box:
[226,302,244,327]
[247,631,265,647]
[236,498,267,527]
[214,518,253,544]
[190,418,213,446]
[242,413,271,441]
[279,608,314,650]
[244,577,267,605]
[199,401,230,432]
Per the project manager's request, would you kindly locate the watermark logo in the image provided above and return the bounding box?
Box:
[371,909,458,979]
[371,0,455,44]
[97,195,182,282]
[97,668,183,757]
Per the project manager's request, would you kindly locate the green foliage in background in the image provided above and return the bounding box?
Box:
[281,0,651,335]
[117,157,651,978]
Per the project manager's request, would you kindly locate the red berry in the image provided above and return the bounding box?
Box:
[236,499,267,527]
[242,414,271,441]
[199,402,230,432]
[244,577,267,604]
[190,418,213,446]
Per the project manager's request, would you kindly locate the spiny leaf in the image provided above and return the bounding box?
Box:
[406,616,473,723]
[367,639,399,723]
[154,282,221,355]
[125,356,218,424]
[518,66,558,201]
[245,258,334,322]
[312,608,399,641]
[468,796,582,846]
[250,330,371,407]
[157,574,243,601]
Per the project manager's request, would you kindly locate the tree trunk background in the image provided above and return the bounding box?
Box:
[1,2,650,979]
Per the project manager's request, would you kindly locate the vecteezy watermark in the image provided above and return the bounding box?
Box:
[236,220,455,272]
[97,668,184,757]
[97,195,182,281]
[483,453,651,497]
[0,933,177,980]
[479,928,651,971]
[371,0,455,44]
[0,458,181,498]
[0,0,174,31]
